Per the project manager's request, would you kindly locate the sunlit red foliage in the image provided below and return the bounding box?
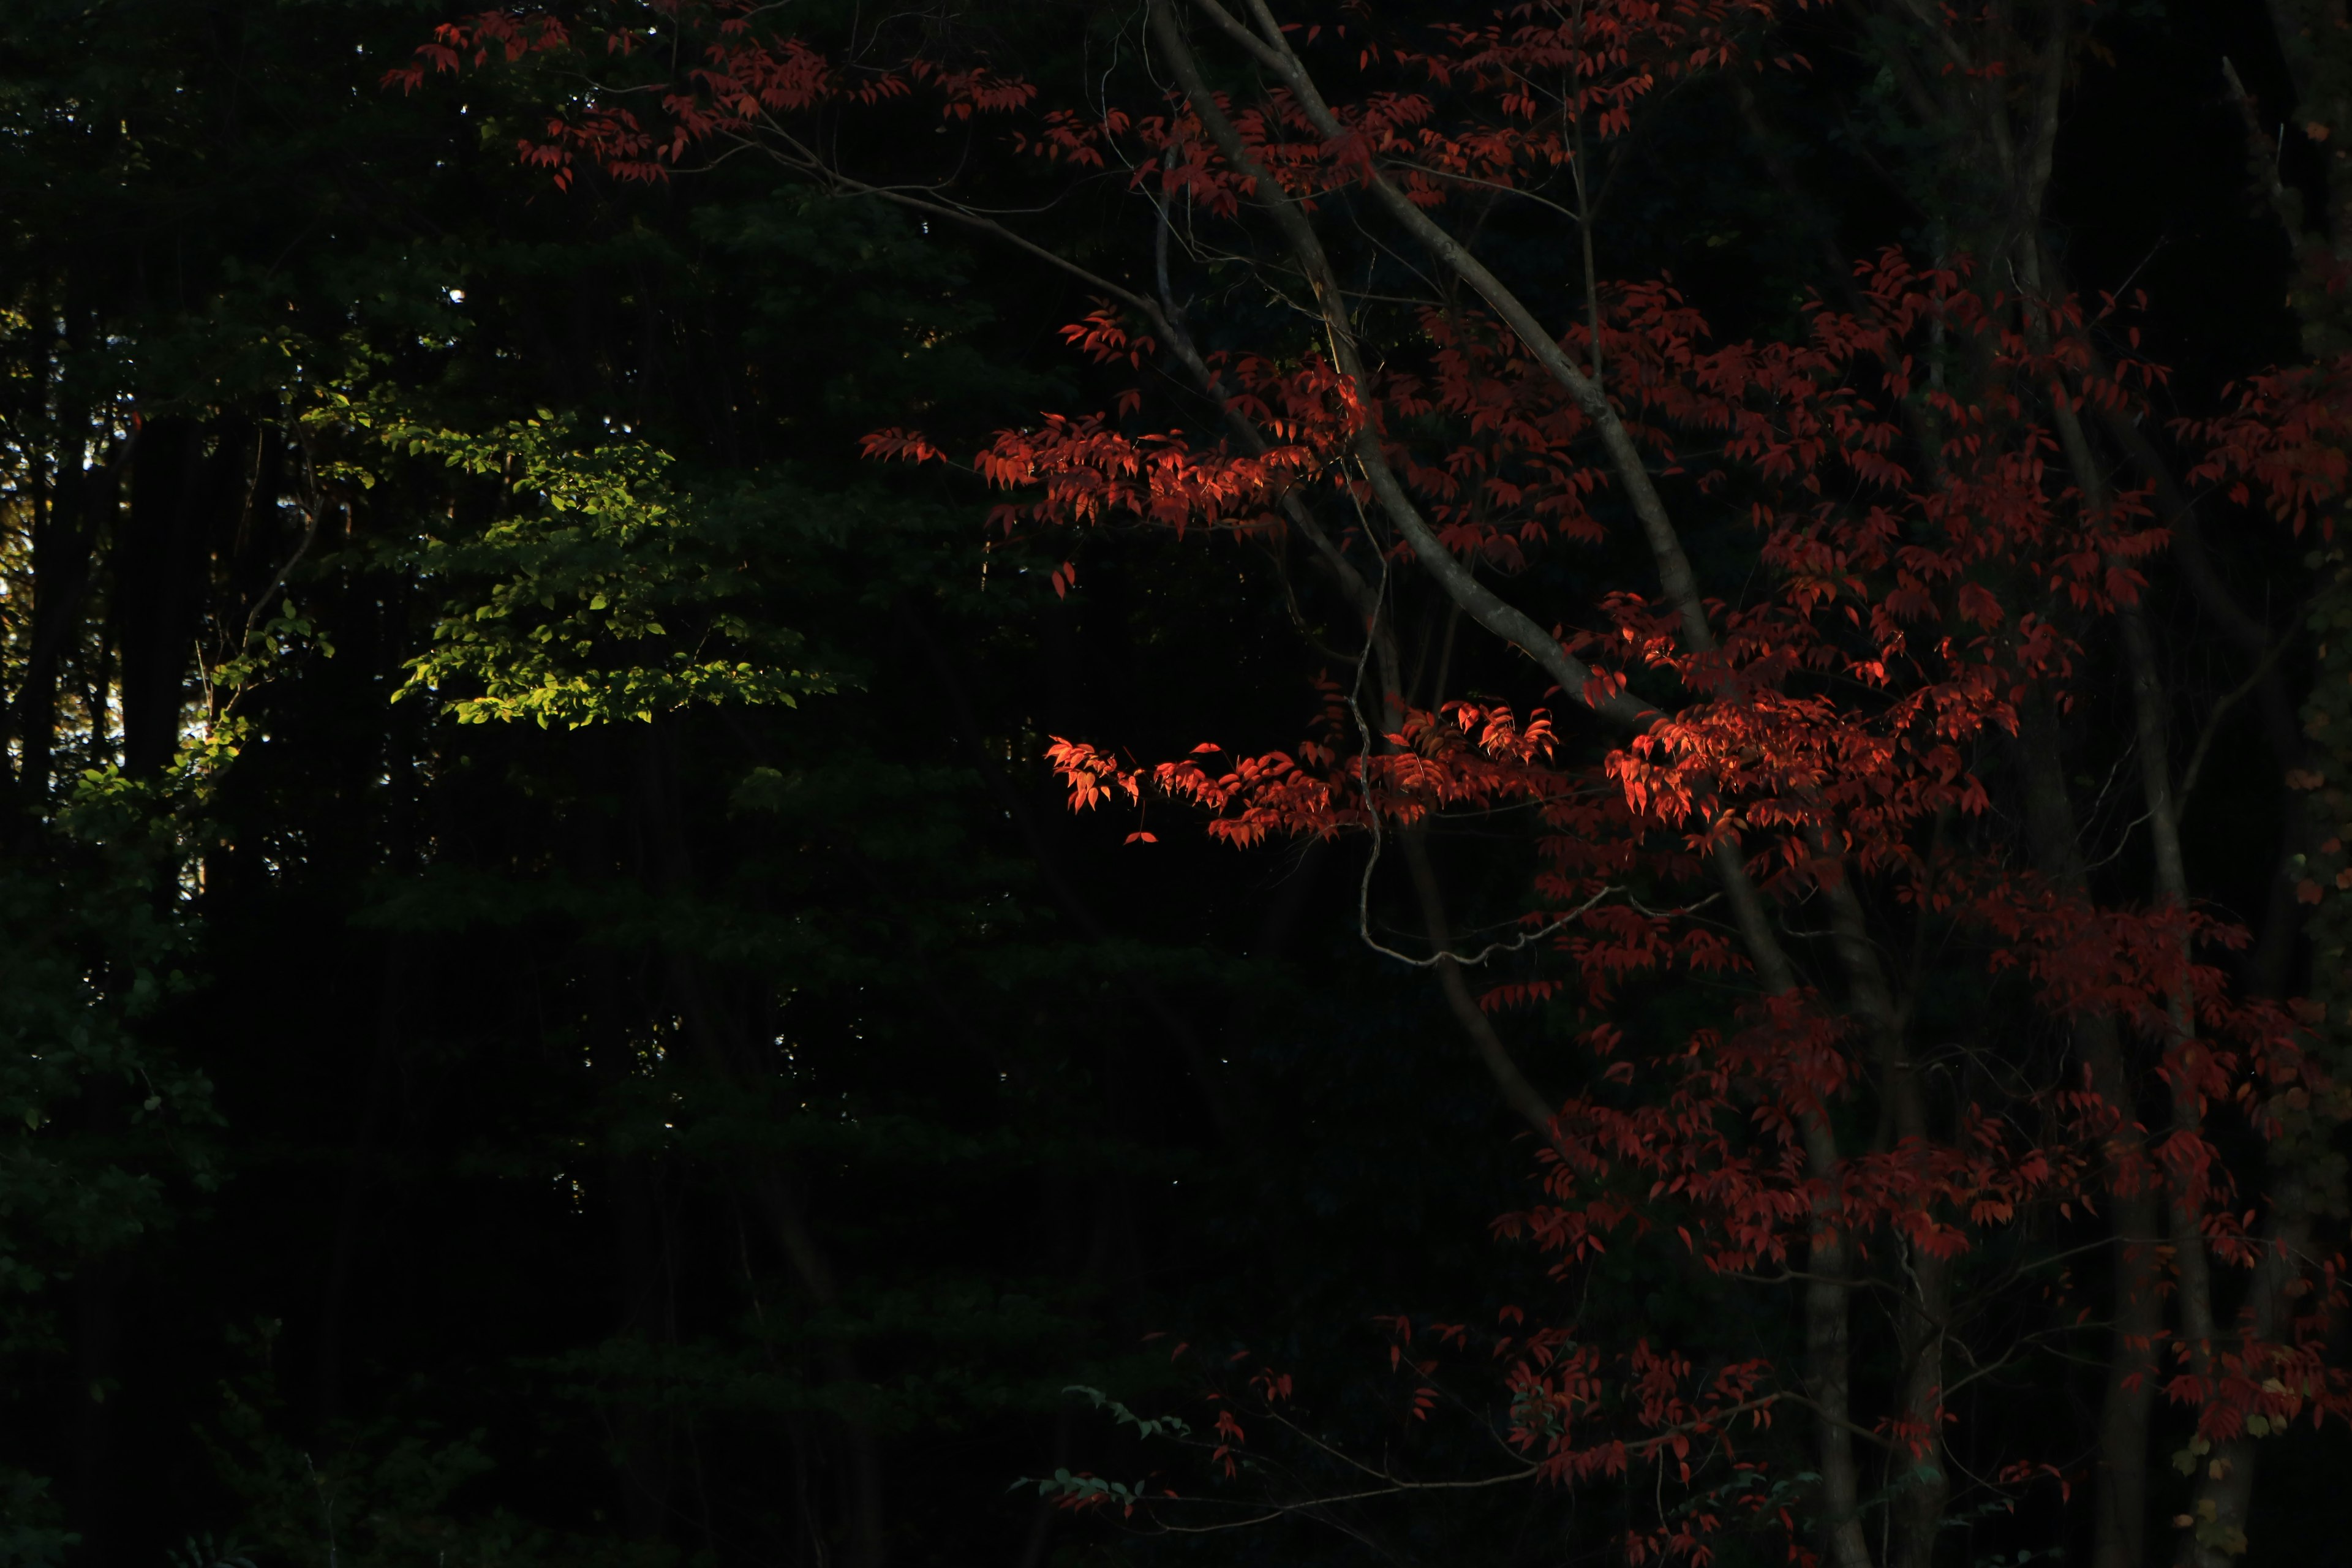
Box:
[400,0,2352,1558]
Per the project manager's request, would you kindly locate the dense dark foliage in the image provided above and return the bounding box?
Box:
[0,4,2344,1568]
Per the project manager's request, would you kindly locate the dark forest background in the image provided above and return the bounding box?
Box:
[0,2,2337,1567]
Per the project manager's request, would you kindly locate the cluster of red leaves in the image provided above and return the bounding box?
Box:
[1048,698,1570,851]
[1134,0,1794,213]
[1014,254,2352,1511]
[1490,1329,1787,1561]
[869,29,2352,1544]
[2179,352,2352,537]
[386,0,1791,219]
[1010,259,2161,888]
[386,0,1035,189]
[398,0,2352,1553]
[870,336,1358,538]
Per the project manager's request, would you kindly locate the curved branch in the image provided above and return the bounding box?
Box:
[1187,0,1715,653]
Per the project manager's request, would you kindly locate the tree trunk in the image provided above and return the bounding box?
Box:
[17,440,111,811]
[118,418,247,775]
[2013,696,2162,1568]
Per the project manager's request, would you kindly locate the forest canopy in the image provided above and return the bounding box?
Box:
[0,2,2348,1567]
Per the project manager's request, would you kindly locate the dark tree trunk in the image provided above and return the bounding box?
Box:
[118,418,248,776]
[17,444,113,812]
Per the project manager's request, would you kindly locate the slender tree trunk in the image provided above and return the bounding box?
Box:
[1817,875,1948,1568]
[18,433,110,812]
[2086,1038,2164,1568]
[2114,597,2254,1568]
[2014,696,2162,1568]
[1807,1214,1875,1568]
[118,418,245,775]
[1888,1254,1949,1568]
[2182,1183,2312,1567]
[2112,585,2320,1566]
